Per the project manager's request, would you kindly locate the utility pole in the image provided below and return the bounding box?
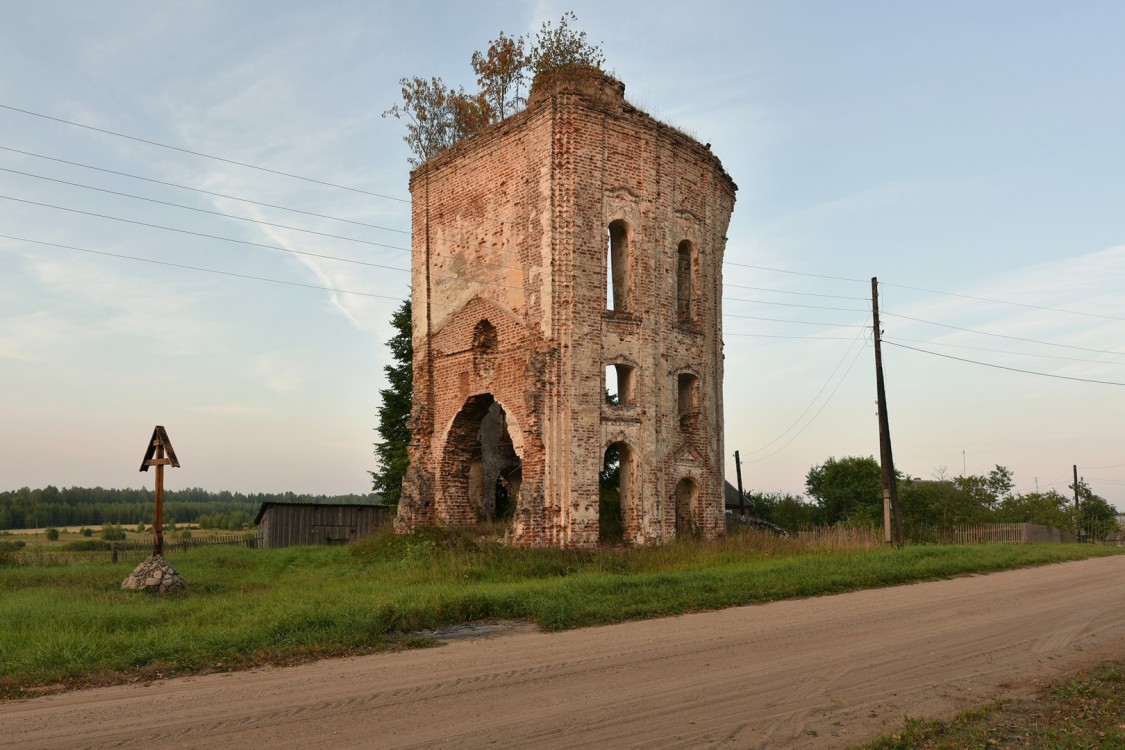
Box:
[734,450,746,520]
[871,277,904,546]
[1073,464,1081,542]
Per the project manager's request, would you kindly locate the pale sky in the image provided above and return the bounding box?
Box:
[1,1,1122,510]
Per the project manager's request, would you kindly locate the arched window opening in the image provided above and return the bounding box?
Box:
[676,240,695,325]
[605,363,636,406]
[472,319,497,352]
[674,477,699,538]
[472,319,498,377]
[678,373,701,432]
[606,220,631,312]
[599,441,633,544]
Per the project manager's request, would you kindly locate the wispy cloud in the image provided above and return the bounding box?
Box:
[246,351,312,394]
[0,312,70,361]
[188,403,267,416]
[24,253,217,356]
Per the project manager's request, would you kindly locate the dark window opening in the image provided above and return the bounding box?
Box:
[674,477,699,538]
[676,240,695,325]
[472,319,498,377]
[606,220,631,312]
[678,373,701,432]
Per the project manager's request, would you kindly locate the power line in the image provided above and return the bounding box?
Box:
[8,138,1115,338]
[0,217,527,293]
[745,326,869,464]
[0,224,928,330]
[882,311,1125,356]
[0,103,409,203]
[0,194,412,271]
[725,333,858,340]
[1039,472,1071,488]
[1,193,533,286]
[724,261,867,283]
[2,108,1115,335]
[882,335,1125,367]
[0,145,410,234]
[744,319,870,456]
[884,340,1125,386]
[6,183,1118,345]
[0,167,411,250]
[727,263,1120,321]
[724,312,869,328]
[0,234,407,300]
[1086,476,1125,485]
[879,280,1125,322]
[1,219,876,328]
[723,295,868,314]
[723,282,868,301]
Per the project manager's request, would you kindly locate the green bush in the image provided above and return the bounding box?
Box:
[0,539,27,567]
[61,540,113,551]
[100,524,126,541]
[80,527,94,537]
[43,527,60,541]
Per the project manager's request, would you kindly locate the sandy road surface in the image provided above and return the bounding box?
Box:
[5,555,1125,749]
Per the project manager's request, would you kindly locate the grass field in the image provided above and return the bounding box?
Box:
[1,526,1122,698]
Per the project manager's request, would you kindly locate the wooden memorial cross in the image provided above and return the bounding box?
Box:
[139,425,180,557]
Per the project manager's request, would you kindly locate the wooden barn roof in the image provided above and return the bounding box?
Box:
[253,501,388,525]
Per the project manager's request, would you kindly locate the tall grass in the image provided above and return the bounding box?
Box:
[1,526,1120,696]
[797,524,885,550]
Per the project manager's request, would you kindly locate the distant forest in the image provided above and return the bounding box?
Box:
[0,487,385,531]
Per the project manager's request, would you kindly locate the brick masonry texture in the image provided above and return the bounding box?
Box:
[395,66,736,547]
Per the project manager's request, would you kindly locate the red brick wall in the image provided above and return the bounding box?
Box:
[397,66,736,547]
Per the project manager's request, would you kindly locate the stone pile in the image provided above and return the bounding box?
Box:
[121,554,187,593]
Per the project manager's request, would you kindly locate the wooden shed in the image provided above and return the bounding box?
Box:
[254,502,389,549]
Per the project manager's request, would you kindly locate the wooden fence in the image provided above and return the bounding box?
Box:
[797,522,1079,548]
[920,523,1075,545]
[5,533,257,567]
[108,533,257,563]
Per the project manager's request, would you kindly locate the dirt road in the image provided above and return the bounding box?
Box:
[5,555,1125,749]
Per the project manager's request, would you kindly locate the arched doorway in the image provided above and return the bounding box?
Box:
[600,441,634,544]
[439,394,522,524]
[674,477,699,538]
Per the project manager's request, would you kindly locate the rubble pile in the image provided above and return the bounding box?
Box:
[121,554,187,593]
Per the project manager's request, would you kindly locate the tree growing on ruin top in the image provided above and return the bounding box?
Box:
[383,12,605,166]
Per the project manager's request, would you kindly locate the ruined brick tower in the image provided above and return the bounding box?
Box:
[395,66,736,547]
